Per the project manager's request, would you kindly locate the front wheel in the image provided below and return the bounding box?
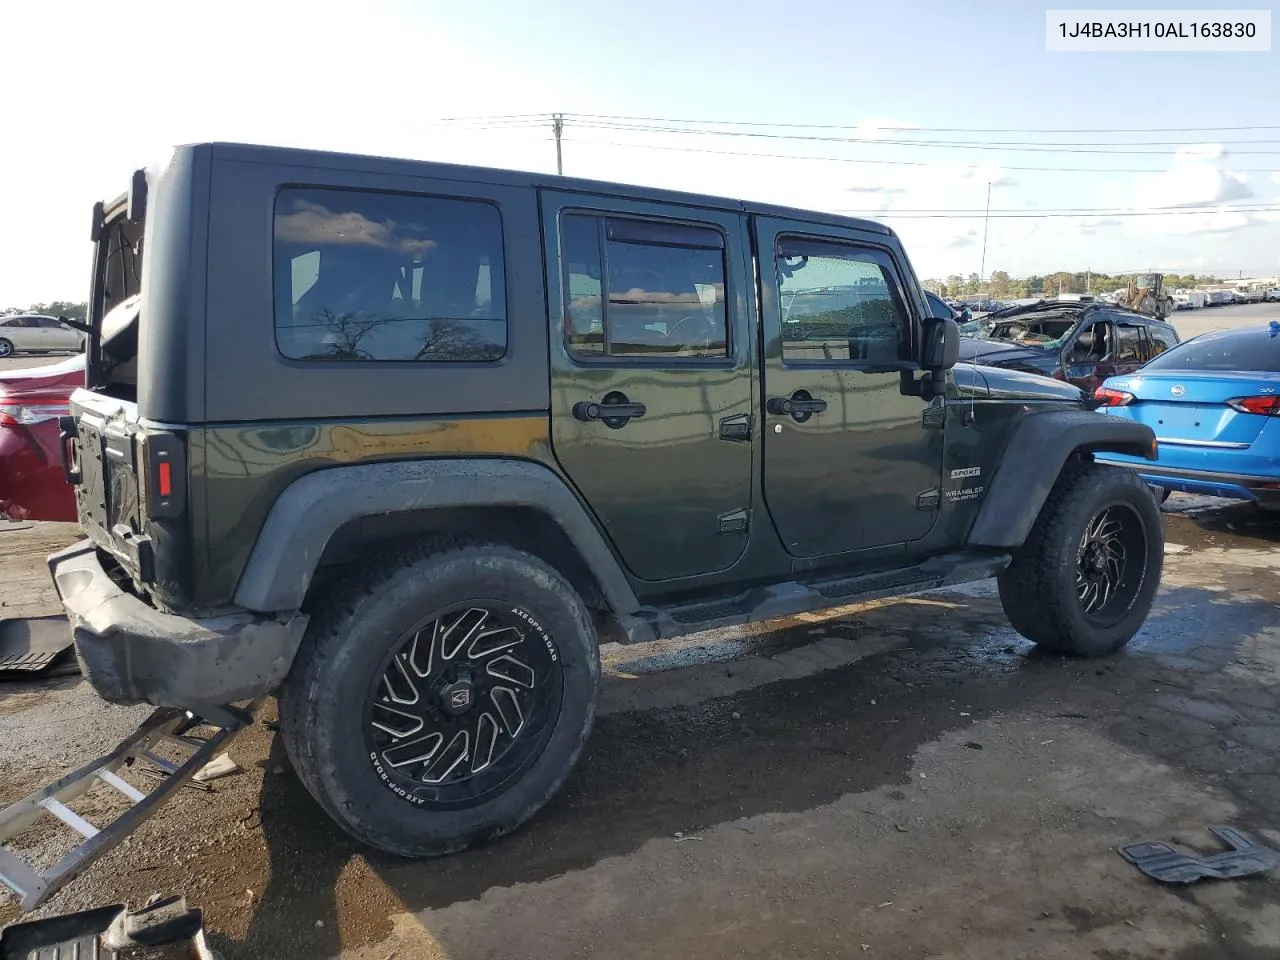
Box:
[998,462,1164,657]
[279,540,600,856]
[0,338,13,358]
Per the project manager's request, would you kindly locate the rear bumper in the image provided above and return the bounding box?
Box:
[1094,458,1280,505]
[48,539,308,708]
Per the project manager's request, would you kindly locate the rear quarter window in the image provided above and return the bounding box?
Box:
[272,187,506,362]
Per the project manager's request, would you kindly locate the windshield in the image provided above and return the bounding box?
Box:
[979,316,1076,348]
[1143,327,1280,373]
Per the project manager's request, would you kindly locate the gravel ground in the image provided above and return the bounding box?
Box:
[1,497,1278,959]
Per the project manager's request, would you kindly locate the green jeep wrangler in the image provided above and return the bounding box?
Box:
[49,142,1163,861]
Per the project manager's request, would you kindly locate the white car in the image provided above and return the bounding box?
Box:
[0,314,86,358]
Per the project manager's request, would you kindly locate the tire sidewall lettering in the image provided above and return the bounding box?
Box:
[512,606,559,662]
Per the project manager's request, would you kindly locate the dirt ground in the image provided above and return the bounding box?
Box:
[1,497,1279,959]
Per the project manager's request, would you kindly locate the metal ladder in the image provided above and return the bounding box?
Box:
[0,703,255,912]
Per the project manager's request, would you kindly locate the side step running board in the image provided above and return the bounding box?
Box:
[638,552,1012,641]
[0,702,257,913]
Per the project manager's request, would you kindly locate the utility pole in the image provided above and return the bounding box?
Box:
[979,181,992,282]
[552,113,564,175]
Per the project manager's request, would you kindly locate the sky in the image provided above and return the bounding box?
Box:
[1,0,1278,306]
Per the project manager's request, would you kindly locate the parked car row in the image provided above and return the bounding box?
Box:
[0,314,86,357]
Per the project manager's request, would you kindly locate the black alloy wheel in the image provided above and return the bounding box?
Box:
[364,602,563,809]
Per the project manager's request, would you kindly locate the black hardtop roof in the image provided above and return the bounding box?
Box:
[192,141,895,237]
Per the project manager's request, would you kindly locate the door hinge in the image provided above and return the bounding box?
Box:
[719,413,753,442]
[916,488,941,510]
[718,508,750,534]
[922,401,946,429]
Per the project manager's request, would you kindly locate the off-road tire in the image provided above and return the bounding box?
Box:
[279,539,600,857]
[998,461,1163,657]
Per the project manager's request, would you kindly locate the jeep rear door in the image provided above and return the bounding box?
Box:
[541,191,754,583]
[754,217,943,559]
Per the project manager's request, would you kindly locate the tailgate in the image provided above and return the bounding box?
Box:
[68,389,150,581]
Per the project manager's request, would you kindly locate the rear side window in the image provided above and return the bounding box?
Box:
[559,213,729,361]
[1114,323,1143,362]
[1144,328,1280,373]
[272,187,506,362]
[1148,325,1178,356]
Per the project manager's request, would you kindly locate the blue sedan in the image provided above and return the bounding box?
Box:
[1092,321,1280,506]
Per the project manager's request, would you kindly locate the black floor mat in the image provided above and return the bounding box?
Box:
[1119,825,1280,884]
[0,896,213,959]
[0,616,77,679]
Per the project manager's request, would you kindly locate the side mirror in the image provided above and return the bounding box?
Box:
[921,316,959,370]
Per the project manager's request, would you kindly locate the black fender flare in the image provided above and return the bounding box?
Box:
[233,458,641,617]
[967,410,1157,548]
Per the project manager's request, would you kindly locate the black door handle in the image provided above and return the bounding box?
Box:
[573,394,646,427]
[767,391,827,422]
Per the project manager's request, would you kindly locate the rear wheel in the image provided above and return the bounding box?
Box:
[0,339,12,358]
[998,462,1163,657]
[279,539,600,856]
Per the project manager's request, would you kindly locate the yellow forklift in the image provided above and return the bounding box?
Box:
[1118,273,1175,319]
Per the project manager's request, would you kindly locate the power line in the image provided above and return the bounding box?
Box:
[423,113,553,122]
[559,137,1280,175]
[562,119,1280,155]
[564,112,1280,135]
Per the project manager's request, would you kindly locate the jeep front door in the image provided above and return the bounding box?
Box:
[542,193,755,583]
[755,219,944,559]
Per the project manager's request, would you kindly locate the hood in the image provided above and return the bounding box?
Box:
[957,337,1051,366]
[972,363,1083,403]
[0,354,85,396]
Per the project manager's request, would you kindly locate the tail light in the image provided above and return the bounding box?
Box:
[0,402,70,426]
[1094,387,1135,407]
[1227,395,1280,417]
[142,431,187,519]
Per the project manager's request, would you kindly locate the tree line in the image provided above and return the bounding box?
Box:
[1,301,89,319]
[922,271,1221,300]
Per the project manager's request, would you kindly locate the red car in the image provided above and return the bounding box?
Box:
[0,354,85,521]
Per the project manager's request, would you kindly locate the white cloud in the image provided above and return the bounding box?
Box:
[1078,217,1123,237]
[1271,172,1280,186]
[1173,143,1227,162]
[1129,209,1253,236]
[1132,165,1252,208]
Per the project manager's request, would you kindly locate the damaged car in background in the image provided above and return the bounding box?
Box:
[957,299,1181,396]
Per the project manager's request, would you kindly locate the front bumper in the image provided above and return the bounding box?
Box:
[48,539,309,708]
[1094,459,1280,505]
